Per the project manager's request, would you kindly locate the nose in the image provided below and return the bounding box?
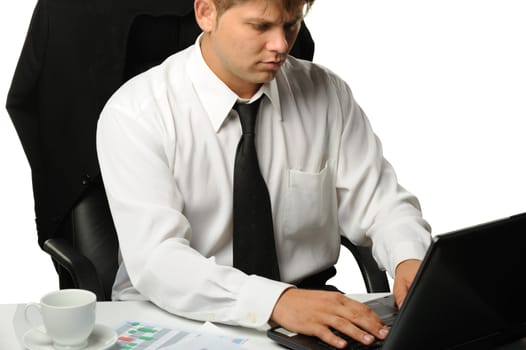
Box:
[267,27,289,55]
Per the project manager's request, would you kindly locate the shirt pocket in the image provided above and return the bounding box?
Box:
[282,164,337,239]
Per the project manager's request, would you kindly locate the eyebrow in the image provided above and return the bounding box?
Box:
[247,15,302,26]
[285,16,302,25]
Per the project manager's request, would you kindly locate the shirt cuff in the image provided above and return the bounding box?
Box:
[386,240,429,277]
[234,275,293,329]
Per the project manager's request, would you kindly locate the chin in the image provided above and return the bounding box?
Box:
[254,72,279,84]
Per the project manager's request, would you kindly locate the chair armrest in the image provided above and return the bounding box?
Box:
[341,236,390,293]
[43,238,105,300]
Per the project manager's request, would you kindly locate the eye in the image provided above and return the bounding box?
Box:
[284,21,300,32]
[251,22,271,32]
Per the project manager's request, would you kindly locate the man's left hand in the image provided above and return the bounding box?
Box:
[392,259,421,308]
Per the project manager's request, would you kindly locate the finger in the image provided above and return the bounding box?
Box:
[395,291,406,308]
[328,316,378,346]
[313,325,349,349]
[304,293,383,347]
[393,281,408,308]
[311,321,376,349]
[338,297,388,339]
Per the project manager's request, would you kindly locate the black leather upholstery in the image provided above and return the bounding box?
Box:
[44,178,118,301]
[341,237,390,293]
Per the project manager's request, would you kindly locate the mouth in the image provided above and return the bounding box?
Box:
[260,59,284,71]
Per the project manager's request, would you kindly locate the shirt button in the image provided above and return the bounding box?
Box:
[247,313,257,324]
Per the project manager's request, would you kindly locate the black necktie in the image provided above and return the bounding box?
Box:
[233,98,281,280]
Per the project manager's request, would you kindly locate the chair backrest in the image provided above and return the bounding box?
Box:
[43,12,388,301]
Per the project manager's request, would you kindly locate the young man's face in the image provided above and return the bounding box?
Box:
[197,0,304,98]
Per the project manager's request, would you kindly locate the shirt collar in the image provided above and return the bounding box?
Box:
[187,34,282,132]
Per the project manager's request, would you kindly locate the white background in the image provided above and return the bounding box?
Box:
[1,1,525,303]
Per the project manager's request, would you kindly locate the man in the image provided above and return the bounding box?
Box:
[96,0,432,348]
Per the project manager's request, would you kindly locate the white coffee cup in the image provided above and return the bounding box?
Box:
[25,289,96,350]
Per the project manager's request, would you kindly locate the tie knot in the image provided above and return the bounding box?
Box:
[234,98,262,135]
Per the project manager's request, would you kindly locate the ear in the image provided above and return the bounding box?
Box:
[195,0,217,32]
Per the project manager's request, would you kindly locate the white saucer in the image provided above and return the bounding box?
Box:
[23,324,118,350]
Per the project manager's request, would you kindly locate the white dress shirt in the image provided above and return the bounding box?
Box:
[96,36,431,329]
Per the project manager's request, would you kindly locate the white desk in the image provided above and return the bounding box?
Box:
[1,294,383,349]
[2,294,525,349]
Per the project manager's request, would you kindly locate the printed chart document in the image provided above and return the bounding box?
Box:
[115,321,249,350]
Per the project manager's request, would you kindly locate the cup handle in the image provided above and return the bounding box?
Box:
[24,302,46,336]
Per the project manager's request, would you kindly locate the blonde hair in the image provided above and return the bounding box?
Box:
[213,0,315,18]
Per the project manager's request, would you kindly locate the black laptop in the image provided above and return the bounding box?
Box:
[268,212,526,350]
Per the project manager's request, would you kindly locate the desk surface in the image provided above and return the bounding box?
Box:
[3,300,270,349]
[2,294,525,349]
[1,294,377,349]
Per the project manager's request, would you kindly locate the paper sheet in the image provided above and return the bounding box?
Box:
[115,321,249,350]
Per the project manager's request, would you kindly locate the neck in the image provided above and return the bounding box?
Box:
[200,34,261,99]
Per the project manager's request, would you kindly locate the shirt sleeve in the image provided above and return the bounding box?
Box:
[333,78,432,277]
[96,102,291,328]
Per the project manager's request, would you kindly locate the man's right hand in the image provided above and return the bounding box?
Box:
[270,288,389,349]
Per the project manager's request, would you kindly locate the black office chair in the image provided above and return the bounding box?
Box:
[33,11,389,301]
[44,177,119,301]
